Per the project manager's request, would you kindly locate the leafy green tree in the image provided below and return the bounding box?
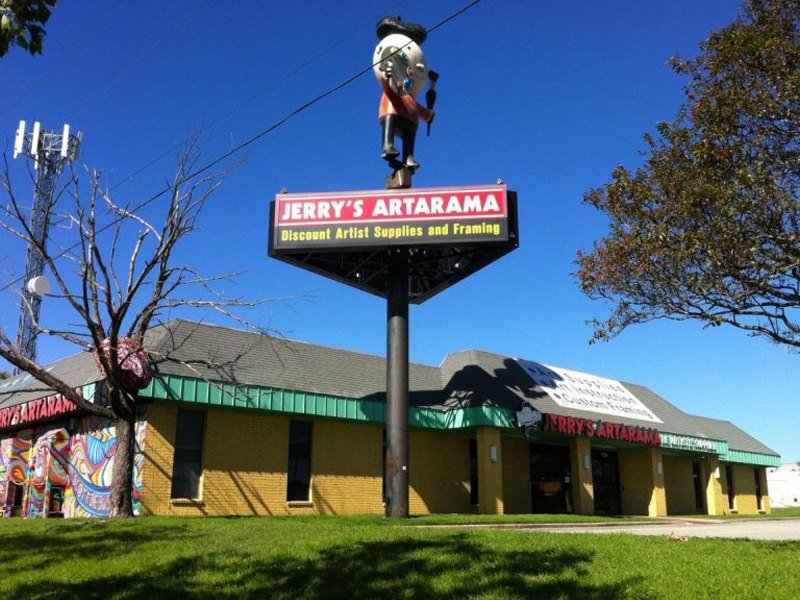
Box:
[577,0,800,350]
[1,0,56,57]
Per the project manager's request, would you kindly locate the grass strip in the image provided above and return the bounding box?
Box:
[0,515,797,599]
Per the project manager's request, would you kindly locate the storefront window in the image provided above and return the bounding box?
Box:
[726,465,735,510]
[754,468,763,510]
[49,486,65,515]
[692,461,704,511]
[287,421,312,502]
[469,438,478,506]
[11,483,24,509]
[171,410,205,500]
[530,443,573,514]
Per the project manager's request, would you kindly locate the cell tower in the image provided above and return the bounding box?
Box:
[11,120,82,374]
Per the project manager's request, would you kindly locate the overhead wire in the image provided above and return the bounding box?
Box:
[1,0,409,279]
[107,0,410,193]
[0,0,491,297]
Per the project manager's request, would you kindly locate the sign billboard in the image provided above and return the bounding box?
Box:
[517,360,663,424]
[271,184,510,251]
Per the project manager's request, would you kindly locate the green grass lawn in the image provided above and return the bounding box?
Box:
[0,515,798,599]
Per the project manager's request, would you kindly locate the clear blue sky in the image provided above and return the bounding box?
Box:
[2,0,797,462]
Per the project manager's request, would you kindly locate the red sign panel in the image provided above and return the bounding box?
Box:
[271,185,510,250]
[542,413,662,446]
[0,394,79,430]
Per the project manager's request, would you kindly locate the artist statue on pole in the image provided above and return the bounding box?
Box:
[374,17,438,186]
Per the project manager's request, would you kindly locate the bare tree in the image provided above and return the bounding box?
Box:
[0,141,269,517]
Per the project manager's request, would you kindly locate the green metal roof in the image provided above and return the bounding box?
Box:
[721,449,781,467]
[140,372,779,467]
[140,372,516,430]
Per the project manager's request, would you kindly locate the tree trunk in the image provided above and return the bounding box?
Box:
[109,414,136,518]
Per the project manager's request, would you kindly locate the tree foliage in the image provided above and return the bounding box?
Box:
[577,0,800,350]
[0,0,56,57]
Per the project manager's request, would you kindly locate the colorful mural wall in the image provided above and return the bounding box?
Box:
[0,410,147,518]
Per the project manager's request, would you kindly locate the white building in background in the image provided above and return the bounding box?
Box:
[767,463,800,507]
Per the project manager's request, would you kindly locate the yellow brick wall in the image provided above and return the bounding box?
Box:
[569,437,594,515]
[663,456,698,515]
[476,427,504,514]
[501,437,531,514]
[726,463,767,515]
[140,403,774,518]
[616,448,666,516]
[141,403,292,516]
[141,404,386,516]
[409,429,471,514]
[139,403,177,515]
[618,450,654,516]
[309,420,383,515]
[759,468,771,514]
[703,457,726,515]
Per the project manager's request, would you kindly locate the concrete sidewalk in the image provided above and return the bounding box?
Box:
[530,517,800,541]
[423,517,800,541]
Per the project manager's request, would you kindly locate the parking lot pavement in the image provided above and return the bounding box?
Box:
[528,518,800,541]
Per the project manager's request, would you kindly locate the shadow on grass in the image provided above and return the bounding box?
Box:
[4,532,652,600]
[0,521,197,573]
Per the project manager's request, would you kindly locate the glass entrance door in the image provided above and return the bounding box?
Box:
[591,450,621,515]
[529,443,573,514]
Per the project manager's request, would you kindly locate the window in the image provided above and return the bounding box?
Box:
[726,465,735,510]
[171,410,205,500]
[754,468,763,510]
[692,461,704,511]
[470,438,479,506]
[287,421,312,502]
[49,486,65,514]
[11,483,24,509]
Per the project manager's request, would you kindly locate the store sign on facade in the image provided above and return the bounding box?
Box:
[660,432,722,454]
[541,412,662,446]
[271,185,510,250]
[517,360,663,424]
[0,395,79,430]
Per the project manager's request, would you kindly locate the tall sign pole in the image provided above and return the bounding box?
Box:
[385,247,409,516]
[268,16,519,519]
[12,121,82,373]
[375,17,434,517]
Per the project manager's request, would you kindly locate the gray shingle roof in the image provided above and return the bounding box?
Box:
[0,351,101,409]
[0,320,779,459]
[145,320,442,406]
[689,414,779,456]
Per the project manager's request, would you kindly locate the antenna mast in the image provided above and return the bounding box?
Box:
[12,120,82,374]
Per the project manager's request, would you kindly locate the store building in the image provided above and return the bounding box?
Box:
[767,463,800,508]
[0,320,780,518]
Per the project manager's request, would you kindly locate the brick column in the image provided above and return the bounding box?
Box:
[758,468,771,514]
[646,446,667,517]
[568,437,594,515]
[703,456,725,515]
[476,427,504,514]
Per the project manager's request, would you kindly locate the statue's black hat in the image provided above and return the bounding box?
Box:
[376,16,427,45]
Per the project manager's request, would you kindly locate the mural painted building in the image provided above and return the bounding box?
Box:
[0,320,780,518]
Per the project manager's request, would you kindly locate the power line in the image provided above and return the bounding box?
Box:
[107,0,410,193]
[0,0,490,297]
